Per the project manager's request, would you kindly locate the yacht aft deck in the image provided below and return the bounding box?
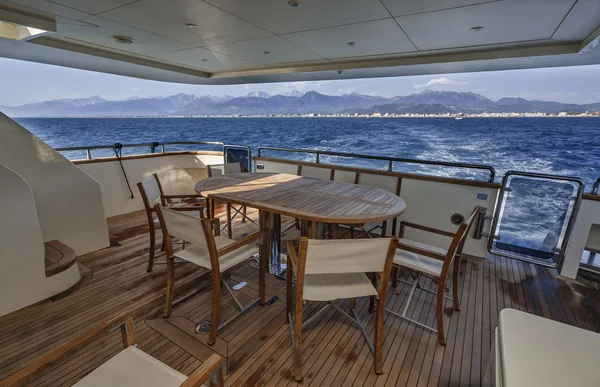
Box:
[2,206,599,387]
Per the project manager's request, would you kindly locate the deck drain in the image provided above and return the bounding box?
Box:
[195,320,211,335]
[232,281,247,291]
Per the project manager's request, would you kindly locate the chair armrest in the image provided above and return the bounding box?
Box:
[396,240,446,261]
[180,354,224,387]
[163,194,204,200]
[217,231,264,257]
[0,312,134,387]
[168,206,206,211]
[399,221,455,238]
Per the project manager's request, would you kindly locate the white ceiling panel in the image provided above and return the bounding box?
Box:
[1,0,89,20]
[156,47,252,72]
[98,0,272,47]
[48,0,138,15]
[283,19,416,59]
[552,0,600,42]
[204,0,390,35]
[56,16,190,56]
[381,0,498,17]
[397,0,576,51]
[207,36,325,65]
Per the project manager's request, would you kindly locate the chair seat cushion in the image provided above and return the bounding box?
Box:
[394,249,443,277]
[175,235,258,272]
[73,346,186,387]
[303,272,378,302]
[398,238,448,256]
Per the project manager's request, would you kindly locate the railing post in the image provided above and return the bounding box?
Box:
[316,153,320,163]
[86,149,92,160]
[388,160,393,172]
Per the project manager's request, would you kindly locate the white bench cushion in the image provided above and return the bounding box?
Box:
[74,346,186,387]
[499,308,600,387]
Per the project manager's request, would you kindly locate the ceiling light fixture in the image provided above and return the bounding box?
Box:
[347,41,357,47]
[112,35,135,44]
[470,26,484,32]
[186,23,198,29]
[287,0,301,8]
[201,59,208,62]
[263,51,271,55]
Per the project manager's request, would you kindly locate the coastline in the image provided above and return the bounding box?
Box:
[13,113,600,119]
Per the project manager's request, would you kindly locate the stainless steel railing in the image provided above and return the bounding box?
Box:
[257,146,497,183]
[55,141,226,159]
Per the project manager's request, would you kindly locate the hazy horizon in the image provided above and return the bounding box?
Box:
[2,57,600,106]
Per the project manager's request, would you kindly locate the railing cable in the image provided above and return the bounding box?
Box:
[113,143,134,199]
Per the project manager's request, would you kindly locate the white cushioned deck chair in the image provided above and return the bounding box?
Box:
[206,162,255,237]
[155,205,265,346]
[137,173,207,272]
[386,207,480,345]
[286,236,398,382]
[0,312,224,387]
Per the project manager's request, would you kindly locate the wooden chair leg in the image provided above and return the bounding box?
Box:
[391,266,398,287]
[226,203,233,238]
[452,260,461,311]
[436,283,446,346]
[381,220,388,237]
[163,257,175,317]
[369,273,377,313]
[350,227,355,239]
[160,236,166,252]
[286,261,292,323]
[241,205,247,223]
[259,243,265,305]
[147,221,156,272]
[208,278,221,346]
[210,199,215,219]
[374,295,385,374]
[293,297,303,382]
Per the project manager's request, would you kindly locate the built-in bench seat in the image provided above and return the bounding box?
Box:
[44,240,78,277]
[487,308,600,386]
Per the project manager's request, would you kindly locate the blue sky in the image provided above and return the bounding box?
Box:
[2,57,600,106]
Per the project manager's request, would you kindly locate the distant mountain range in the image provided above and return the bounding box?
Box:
[2,90,599,117]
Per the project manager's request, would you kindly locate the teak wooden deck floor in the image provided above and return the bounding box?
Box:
[1,207,600,386]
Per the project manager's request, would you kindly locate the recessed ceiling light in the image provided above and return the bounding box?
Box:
[287,0,301,8]
[263,51,271,55]
[470,26,484,32]
[201,59,208,62]
[112,35,135,44]
[186,23,198,29]
[347,41,357,47]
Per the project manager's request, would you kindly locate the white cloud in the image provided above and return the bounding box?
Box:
[413,77,468,89]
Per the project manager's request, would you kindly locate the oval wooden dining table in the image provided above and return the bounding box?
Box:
[195,172,407,275]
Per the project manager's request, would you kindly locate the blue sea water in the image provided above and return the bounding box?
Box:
[16,116,600,188]
[13,116,600,258]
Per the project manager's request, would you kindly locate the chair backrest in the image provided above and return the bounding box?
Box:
[207,162,244,177]
[137,174,164,211]
[155,205,211,250]
[302,237,397,275]
[442,207,481,272]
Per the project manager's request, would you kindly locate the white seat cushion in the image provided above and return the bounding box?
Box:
[394,249,444,277]
[498,308,600,387]
[74,346,186,387]
[175,235,258,272]
[303,272,378,302]
[398,238,448,256]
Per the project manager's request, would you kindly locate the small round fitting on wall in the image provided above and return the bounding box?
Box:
[451,213,465,225]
